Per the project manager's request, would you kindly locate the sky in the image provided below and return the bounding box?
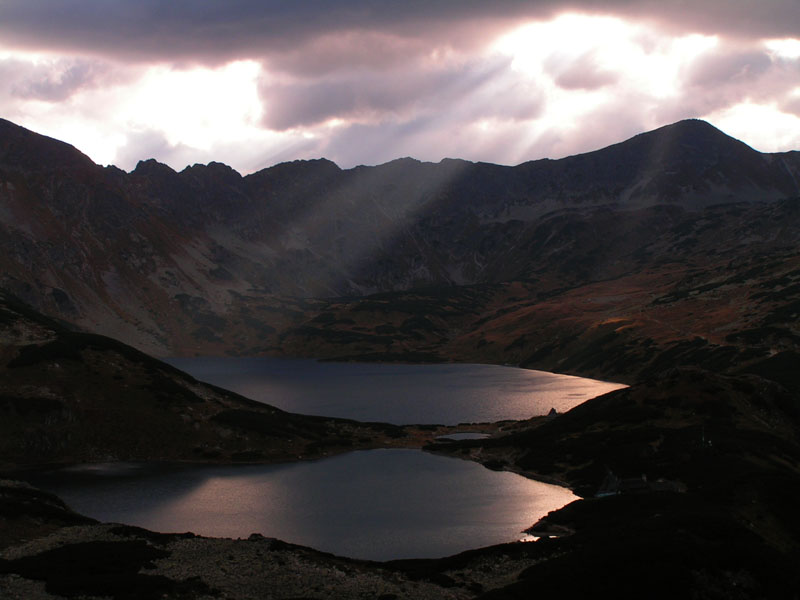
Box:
[1,1,799,174]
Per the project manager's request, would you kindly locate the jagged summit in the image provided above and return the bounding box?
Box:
[131,157,178,177]
[266,157,341,172]
[183,161,243,177]
[243,157,342,194]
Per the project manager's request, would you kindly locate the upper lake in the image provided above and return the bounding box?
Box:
[164,357,625,424]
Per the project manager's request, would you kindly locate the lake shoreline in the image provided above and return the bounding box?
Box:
[163,356,626,425]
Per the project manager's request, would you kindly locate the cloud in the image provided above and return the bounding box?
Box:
[260,55,516,130]
[256,46,546,168]
[264,31,435,77]
[299,74,546,168]
[686,47,772,86]
[12,59,112,102]
[113,129,197,172]
[546,51,619,90]
[1,1,799,69]
[0,1,508,66]
[653,42,799,119]
[783,95,800,118]
[0,56,110,103]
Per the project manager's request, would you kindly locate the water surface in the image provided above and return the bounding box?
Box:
[27,449,577,561]
[165,357,625,424]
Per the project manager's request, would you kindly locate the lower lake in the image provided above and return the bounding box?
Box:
[164,357,625,424]
[25,449,577,561]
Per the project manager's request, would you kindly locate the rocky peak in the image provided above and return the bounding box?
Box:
[620,119,762,166]
[512,119,799,208]
[243,158,344,209]
[180,161,244,192]
[131,158,178,178]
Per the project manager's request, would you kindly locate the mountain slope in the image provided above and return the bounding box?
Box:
[1,118,799,356]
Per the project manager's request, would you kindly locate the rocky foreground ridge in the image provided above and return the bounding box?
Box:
[1,119,800,597]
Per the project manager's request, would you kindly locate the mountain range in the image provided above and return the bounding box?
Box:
[2,117,800,598]
[1,117,799,367]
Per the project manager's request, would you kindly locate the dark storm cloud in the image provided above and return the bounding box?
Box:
[0,1,516,64]
[1,1,798,68]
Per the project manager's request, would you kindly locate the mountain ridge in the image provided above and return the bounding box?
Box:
[1,117,799,357]
[3,116,794,182]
